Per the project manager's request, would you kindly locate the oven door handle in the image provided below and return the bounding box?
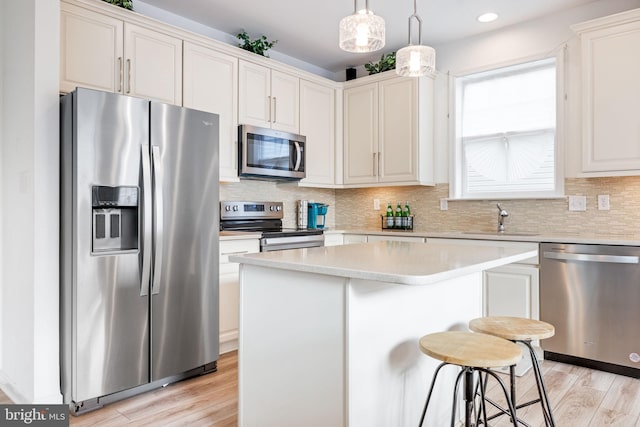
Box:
[543,251,639,264]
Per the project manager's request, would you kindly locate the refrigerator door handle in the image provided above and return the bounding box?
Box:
[151,145,164,295]
[140,144,152,296]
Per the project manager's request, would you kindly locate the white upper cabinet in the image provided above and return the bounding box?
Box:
[343,72,434,187]
[238,60,299,133]
[299,80,336,186]
[61,1,182,105]
[574,9,640,175]
[123,23,182,105]
[344,82,379,184]
[60,3,123,94]
[183,42,239,182]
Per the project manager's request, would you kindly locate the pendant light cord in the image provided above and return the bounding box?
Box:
[353,0,371,14]
[407,0,423,45]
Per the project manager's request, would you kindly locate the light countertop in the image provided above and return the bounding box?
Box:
[325,228,640,246]
[229,241,537,286]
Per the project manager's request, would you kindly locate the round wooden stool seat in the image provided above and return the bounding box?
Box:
[469,316,555,341]
[419,331,522,368]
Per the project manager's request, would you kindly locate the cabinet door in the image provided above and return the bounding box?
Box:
[183,42,239,182]
[483,264,539,319]
[324,234,344,246]
[581,19,640,173]
[238,60,271,127]
[124,23,182,105]
[219,239,260,353]
[379,77,417,183]
[344,83,378,184]
[300,80,335,186]
[343,234,368,244]
[270,70,300,133]
[60,3,123,94]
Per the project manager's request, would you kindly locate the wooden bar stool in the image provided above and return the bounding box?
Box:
[469,316,556,427]
[418,331,522,427]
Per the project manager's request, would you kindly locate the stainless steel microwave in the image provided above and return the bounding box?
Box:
[238,125,306,180]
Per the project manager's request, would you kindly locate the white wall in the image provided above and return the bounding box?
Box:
[0,0,61,404]
[134,0,337,80]
[0,0,5,375]
[429,0,640,183]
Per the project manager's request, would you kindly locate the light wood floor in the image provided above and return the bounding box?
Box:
[2,351,639,426]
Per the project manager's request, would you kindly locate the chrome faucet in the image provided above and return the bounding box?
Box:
[497,204,509,233]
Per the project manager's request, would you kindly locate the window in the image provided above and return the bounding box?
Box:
[450,57,563,199]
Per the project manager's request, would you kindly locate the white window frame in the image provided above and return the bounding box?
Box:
[449,51,565,200]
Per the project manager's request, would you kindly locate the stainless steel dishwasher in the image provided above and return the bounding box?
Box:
[540,243,640,378]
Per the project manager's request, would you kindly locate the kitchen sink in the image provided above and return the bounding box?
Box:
[460,231,540,237]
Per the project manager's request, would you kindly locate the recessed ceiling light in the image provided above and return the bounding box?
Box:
[477,12,498,23]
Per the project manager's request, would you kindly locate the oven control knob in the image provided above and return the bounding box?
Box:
[225,205,231,211]
[276,206,282,211]
[232,205,239,211]
[269,206,275,211]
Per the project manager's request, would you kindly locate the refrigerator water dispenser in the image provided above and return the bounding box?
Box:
[92,186,139,253]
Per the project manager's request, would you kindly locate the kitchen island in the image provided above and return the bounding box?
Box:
[230,241,537,427]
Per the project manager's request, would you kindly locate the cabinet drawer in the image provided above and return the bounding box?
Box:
[220,239,260,265]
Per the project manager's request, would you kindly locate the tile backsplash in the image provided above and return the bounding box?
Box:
[220,180,336,229]
[221,176,640,236]
[334,177,640,236]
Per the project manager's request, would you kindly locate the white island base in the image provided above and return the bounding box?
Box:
[233,242,537,427]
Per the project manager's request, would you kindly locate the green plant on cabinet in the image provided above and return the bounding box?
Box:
[364,52,396,75]
[102,0,133,10]
[237,31,278,57]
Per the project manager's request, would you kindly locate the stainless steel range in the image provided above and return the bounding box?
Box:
[220,201,324,252]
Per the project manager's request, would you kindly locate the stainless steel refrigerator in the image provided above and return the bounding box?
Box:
[60,88,220,413]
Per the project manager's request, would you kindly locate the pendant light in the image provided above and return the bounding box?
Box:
[339,0,385,53]
[396,0,435,77]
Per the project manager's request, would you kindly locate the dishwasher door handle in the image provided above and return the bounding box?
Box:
[543,251,640,264]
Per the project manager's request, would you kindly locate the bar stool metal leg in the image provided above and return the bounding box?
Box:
[420,363,519,427]
[522,341,556,427]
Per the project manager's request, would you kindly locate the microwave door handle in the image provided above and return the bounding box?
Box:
[151,145,164,295]
[293,141,302,171]
[140,145,152,296]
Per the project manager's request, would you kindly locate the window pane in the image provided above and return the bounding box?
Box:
[454,57,559,198]
[463,132,555,194]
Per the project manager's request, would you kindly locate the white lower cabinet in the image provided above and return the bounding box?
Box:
[219,238,260,353]
[324,233,344,246]
[483,264,539,319]
[343,234,368,244]
[339,233,426,244]
[426,238,540,320]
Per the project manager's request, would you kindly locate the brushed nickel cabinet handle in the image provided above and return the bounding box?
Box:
[118,57,123,93]
[373,152,377,176]
[272,97,277,123]
[126,58,131,94]
[267,95,271,123]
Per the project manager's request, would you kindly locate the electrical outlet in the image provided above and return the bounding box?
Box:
[568,195,587,211]
[373,199,380,210]
[440,198,448,211]
[597,194,610,210]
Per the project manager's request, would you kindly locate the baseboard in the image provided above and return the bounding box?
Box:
[0,369,27,404]
[220,330,238,354]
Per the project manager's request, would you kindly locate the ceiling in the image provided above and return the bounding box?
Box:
[139,0,601,73]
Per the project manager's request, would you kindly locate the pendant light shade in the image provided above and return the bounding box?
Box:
[339,0,385,53]
[396,0,435,77]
